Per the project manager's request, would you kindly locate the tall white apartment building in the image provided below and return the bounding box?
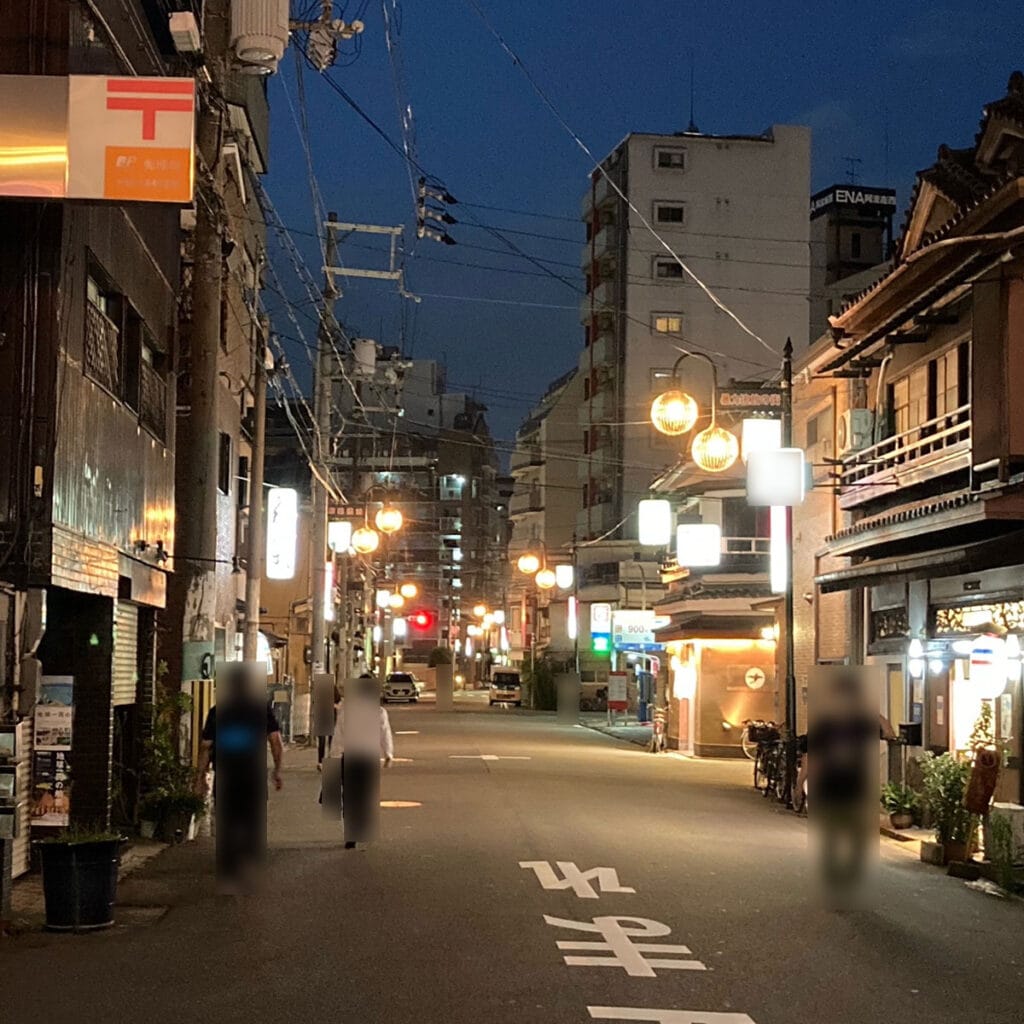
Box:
[577,125,811,553]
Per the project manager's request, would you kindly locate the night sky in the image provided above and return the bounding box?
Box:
[264,0,1024,444]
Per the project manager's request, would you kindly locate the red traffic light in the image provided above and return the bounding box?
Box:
[410,610,435,630]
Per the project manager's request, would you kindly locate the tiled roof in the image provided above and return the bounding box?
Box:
[826,491,981,544]
[672,581,775,601]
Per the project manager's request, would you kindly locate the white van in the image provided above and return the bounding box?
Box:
[489,670,522,707]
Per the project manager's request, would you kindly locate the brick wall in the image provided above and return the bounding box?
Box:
[50,525,119,598]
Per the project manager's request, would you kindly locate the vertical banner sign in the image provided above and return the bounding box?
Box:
[67,76,196,202]
[266,487,298,580]
[32,676,74,827]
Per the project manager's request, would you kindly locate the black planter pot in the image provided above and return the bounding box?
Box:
[39,839,122,932]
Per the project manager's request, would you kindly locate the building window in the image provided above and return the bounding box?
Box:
[84,267,123,396]
[890,364,929,437]
[218,433,232,495]
[654,259,684,280]
[932,344,967,419]
[655,148,686,170]
[851,232,862,259]
[653,314,683,334]
[654,203,685,225]
[237,455,250,511]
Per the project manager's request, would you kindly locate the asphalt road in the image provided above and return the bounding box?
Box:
[4,702,1023,1024]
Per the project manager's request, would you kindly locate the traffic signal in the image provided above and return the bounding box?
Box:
[410,610,435,631]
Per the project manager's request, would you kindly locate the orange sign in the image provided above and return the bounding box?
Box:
[67,75,195,203]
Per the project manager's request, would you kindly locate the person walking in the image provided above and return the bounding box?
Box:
[194,663,283,891]
[324,674,394,849]
[311,674,342,771]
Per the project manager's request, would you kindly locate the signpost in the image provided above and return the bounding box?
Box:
[607,671,628,725]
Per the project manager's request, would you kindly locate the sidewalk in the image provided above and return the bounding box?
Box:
[578,711,656,748]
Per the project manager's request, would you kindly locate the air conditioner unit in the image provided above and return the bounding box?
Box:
[837,408,875,456]
[169,12,202,54]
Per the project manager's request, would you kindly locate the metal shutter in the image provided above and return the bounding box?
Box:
[112,602,139,706]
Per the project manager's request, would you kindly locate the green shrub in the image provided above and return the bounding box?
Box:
[880,782,919,815]
[428,646,453,667]
[918,751,973,845]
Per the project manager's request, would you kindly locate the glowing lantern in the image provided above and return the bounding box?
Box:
[400,582,418,599]
[473,604,488,618]
[535,568,556,590]
[375,506,403,534]
[650,390,698,436]
[691,425,739,473]
[517,553,540,575]
[352,526,380,554]
[389,593,405,610]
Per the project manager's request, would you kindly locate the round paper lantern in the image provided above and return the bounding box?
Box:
[517,553,540,575]
[399,582,418,599]
[691,425,740,473]
[375,506,403,534]
[535,568,557,590]
[650,390,699,436]
[352,526,380,554]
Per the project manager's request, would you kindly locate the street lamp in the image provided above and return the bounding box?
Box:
[650,353,739,474]
[517,553,540,575]
[535,568,556,590]
[375,506,403,534]
[399,582,418,600]
[473,603,488,618]
[650,390,699,436]
[352,526,380,554]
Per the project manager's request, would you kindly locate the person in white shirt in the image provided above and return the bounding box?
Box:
[329,674,394,849]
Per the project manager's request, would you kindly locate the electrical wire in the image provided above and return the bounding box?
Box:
[461,0,780,357]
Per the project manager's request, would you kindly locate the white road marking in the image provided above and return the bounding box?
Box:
[520,861,635,900]
[379,800,421,808]
[448,754,531,761]
[543,915,706,977]
[588,1010,757,1023]
[395,730,419,735]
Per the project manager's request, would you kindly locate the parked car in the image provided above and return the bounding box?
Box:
[383,672,419,703]
[489,670,522,707]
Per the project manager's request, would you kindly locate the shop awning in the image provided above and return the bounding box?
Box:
[816,528,1024,593]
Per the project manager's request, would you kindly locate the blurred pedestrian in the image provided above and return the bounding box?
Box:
[311,674,342,772]
[325,674,394,849]
[808,667,894,902]
[195,663,283,892]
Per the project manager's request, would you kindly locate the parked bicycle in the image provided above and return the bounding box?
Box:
[741,719,780,791]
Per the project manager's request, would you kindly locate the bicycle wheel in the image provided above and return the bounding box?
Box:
[761,746,778,798]
[752,748,764,789]
[740,726,758,760]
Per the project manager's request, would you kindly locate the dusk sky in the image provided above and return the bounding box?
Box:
[264,1,1024,443]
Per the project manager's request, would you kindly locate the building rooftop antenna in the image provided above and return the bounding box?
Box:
[686,51,699,134]
[844,156,863,185]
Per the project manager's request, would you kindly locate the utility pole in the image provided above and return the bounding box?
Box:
[179,19,226,700]
[310,214,340,682]
[242,253,266,663]
[782,337,798,807]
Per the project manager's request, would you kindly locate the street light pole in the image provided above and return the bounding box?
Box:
[781,337,798,806]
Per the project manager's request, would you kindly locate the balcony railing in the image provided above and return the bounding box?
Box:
[140,361,167,441]
[840,404,971,507]
[510,488,543,516]
[85,301,120,394]
[510,443,543,472]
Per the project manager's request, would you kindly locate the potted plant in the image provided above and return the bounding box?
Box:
[880,782,919,830]
[37,827,126,932]
[139,688,204,842]
[158,790,207,843]
[919,752,974,863]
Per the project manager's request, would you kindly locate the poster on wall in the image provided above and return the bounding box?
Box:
[32,676,74,827]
